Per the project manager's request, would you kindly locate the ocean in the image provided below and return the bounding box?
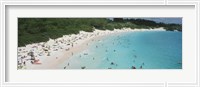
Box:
[58,31,182,69]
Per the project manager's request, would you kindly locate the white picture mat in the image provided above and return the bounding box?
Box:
[6,5,196,83]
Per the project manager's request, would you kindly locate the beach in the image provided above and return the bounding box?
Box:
[17,28,167,69]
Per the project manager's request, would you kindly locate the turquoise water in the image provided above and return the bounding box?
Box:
[59,31,182,69]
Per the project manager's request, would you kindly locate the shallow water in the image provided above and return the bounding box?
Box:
[58,31,182,69]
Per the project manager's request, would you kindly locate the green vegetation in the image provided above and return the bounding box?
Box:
[18,18,182,47]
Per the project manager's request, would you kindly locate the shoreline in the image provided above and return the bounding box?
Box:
[17,28,166,69]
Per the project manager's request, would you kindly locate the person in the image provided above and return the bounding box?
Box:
[115,64,118,66]
[71,43,74,47]
[132,66,136,69]
[142,62,145,65]
[81,66,86,69]
[140,66,143,69]
[23,61,26,66]
[29,51,35,60]
[71,52,73,56]
[31,61,33,64]
[106,58,109,61]
[17,60,19,65]
[47,52,50,56]
[111,62,114,65]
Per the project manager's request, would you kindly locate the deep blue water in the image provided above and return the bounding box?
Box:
[108,18,182,24]
[142,18,182,24]
[59,31,182,69]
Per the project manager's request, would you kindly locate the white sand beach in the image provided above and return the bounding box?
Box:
[17,28,165,69]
